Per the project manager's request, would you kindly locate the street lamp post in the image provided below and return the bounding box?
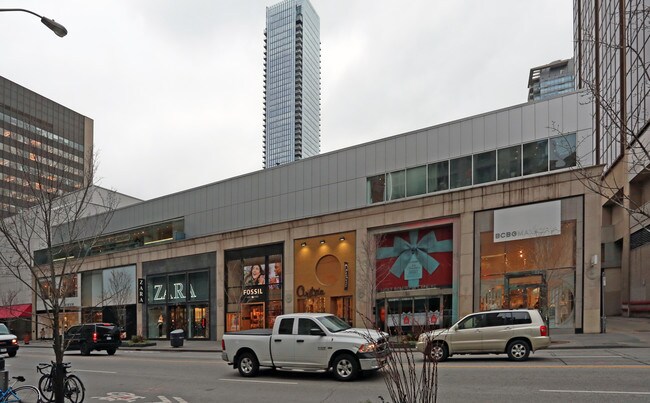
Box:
[0,8,67,37]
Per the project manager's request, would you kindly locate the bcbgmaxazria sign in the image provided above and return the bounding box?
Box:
[493,200,561,243]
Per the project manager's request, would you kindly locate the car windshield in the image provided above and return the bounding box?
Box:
[317,315,351,333]
[0,324,10,335]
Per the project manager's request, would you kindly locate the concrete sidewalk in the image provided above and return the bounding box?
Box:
[19,316,650,353]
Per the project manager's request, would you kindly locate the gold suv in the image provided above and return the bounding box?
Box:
[416,309,550,362]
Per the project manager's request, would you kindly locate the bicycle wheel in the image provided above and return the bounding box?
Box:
[63,375,85,403]
[38,375,54,402]
[5,385,41,403]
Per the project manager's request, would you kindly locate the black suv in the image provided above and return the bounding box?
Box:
[65,323,121,356]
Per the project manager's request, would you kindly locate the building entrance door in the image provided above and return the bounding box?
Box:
[168,305,187,335]
[504,271,547,315]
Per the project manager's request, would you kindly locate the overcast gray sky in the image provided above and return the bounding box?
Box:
[2,0,573,200]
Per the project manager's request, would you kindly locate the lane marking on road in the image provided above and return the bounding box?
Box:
[441,364,650,369]
[545,355,622,358]
[219,378,298,385]
[76,369,118,374]
[540,389,650,395]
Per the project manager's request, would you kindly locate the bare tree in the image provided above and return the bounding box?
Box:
[356,232,392,325]
[0,148,117,403]
[0,288,19,308]
[357,233,439,402]
[104,268,134,334]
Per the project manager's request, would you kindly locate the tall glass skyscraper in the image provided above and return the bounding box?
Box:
[264,0,321,168]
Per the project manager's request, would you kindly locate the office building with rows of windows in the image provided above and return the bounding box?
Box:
[263,0,321,168]
[24,91,606,343]
[0,76,93,218]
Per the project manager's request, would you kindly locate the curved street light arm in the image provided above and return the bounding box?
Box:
[0,8,68,37]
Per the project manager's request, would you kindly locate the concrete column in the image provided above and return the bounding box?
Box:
[458,212,474,319]
[583,191,603,333]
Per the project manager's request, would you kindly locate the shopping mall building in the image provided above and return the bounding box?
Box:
[31,91,604,340]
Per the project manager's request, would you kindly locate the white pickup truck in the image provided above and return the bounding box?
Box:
[221,313,389,381]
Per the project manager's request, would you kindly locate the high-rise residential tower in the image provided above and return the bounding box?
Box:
[263,0,321,168]
[527,58,575,101]
[0,76,93,218]
[574,0,650,317]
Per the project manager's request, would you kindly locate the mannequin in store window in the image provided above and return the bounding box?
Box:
[158,314,164,337]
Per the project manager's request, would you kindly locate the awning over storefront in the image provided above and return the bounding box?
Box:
[0,304,32,319]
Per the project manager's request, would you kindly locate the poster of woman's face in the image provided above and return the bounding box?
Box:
[243,264,265,286]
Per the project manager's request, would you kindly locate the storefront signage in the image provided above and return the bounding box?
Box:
[153,283,197,301]
[138,279,145,303]
[242,285,265,301]
[344,262,349,291]
[296,285,325,298]
[493,200,561,243]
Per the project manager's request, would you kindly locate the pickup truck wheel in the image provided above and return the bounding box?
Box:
[7,350,17,358]
[426,342,448,362]
[106,348,116,356]
[333,354,359,381]
[237,352,259,377]
[507,340,530,361]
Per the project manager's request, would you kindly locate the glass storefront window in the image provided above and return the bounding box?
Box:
[148,276,166,304]
[498,145,521,179]
[189,271,209,301]
[378,295,450,336]
[523,139,548,175]
[406,166,427,197]
[450,156,472,189]
[427,160,448,192]
[387,170,406,200]
[148,306,166,338]
[479,217,577,330]
[189,304,209,338]
[146,270,210,339]
[473,151,496,184]
[167,274,186,302]
[550,133,576,170]
[225,245,284,331]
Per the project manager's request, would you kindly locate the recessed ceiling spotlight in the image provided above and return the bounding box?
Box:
[320,239,326,244]
[300,242,307,247]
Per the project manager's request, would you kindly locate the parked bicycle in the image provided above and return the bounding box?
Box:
[36,362,84,403]
[0,375,42,402]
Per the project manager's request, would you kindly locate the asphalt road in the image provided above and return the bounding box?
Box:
[3,347,650,403]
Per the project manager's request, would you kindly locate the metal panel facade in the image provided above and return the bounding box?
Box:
[100,93,590,241]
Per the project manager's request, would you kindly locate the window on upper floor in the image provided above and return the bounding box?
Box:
[366,174,385,204]
[427,160,449,193]
[523,139,548,175]
[450,156,472,189]
[387,170,406,201]
[406,166,427,197]
[550,133,576,170]
[473,151,496,185]
[498,145,522,180]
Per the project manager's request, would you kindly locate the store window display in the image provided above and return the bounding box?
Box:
[477,199,581,330]
[225,245,284,332]
[146,270,209,339]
